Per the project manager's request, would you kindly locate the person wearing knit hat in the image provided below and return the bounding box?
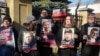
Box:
[23,15,37,31]
[25,15,36,23]
[18,15,37,56]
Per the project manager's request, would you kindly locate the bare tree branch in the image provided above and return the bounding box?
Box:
[75,0,81,27]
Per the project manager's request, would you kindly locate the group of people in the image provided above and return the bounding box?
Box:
[0,8,100,56]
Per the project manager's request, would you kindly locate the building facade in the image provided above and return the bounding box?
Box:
[69,0,100,24]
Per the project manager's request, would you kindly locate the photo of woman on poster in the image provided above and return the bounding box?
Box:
[42,19,52,33]
[23,31,36,49]
[23,31,33,47]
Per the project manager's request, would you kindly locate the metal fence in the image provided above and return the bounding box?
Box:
[72,15,83,29]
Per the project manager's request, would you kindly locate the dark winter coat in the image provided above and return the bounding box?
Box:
[56,26,80,56]
[81,23,100,56]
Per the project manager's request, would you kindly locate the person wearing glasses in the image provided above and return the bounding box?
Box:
[81,13,100,56]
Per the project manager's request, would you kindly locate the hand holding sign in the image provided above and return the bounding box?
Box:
[83,35,88,40]
[74,34,78,39]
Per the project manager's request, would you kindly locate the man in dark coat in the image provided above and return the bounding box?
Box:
[81,13,100,56]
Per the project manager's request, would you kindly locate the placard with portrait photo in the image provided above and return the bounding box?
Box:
[0,28,15,47]
[42,19,52,33]
[61,28,75,48]
[86,27,100,46]
[0,28,10,45]
[22,31,37,50]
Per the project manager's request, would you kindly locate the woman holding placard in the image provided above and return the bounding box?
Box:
[56,15,80,56]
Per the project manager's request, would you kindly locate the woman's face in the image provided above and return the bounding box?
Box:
[3,20,11,27]
[65,16,71,26]
[24,33,32,44]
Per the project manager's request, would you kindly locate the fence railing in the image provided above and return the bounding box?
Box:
[72,15,83,29]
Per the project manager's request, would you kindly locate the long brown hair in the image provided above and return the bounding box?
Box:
[63,15,75,28]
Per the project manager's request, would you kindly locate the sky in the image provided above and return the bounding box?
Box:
[69,0,94,6]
